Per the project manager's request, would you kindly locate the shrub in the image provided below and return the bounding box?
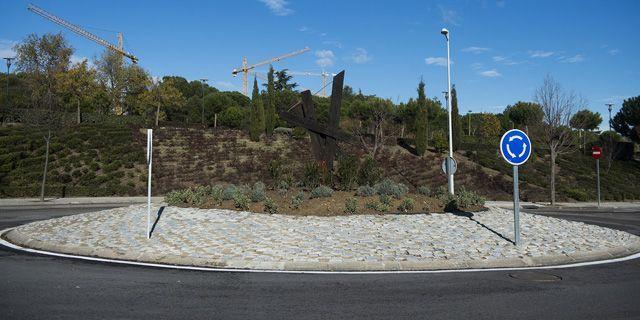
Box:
[222,184,237,201]
[432,130,447,153]
[356,185,375,197]
[366,200,389,213]
[165,189,188,206]
[303,161,321,189]
[357,155,381,186]
[337,154,358,190]
[291,191,305,209]
[374,179,408,199]
[233,192,250,210]
[397,197,414,212]
[219,106,244,128]
[311,185,333,198]
[417,186,431,196]
[440,188,485,212]
[250,182,266,202]
[264,197,278,214]
[210,185,224,205]
[268,159,285,181]
[379,194,393,206]
[344,198,358,215]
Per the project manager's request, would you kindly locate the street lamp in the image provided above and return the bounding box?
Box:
[3,57,14,114]
[441,28,454,195]
[200,78,208,126]
[606,103,613,132]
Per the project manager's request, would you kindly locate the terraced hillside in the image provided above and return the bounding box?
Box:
[1,124,638,201]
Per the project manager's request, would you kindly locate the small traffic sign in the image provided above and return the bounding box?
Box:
[592,146,602,159]
[500,129,532,166]
[441,156,457,175]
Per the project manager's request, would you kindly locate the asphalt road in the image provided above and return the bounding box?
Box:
[1,205,639,320]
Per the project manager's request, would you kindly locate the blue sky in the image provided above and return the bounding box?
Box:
[2,0,639,118]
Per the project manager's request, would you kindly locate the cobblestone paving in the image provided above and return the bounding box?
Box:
[9,205,640,270]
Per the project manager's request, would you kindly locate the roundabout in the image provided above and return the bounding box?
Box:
[3,204,639,272]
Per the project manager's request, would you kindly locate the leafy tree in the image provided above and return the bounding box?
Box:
[141,79,186,126]
[451,85,462,150]
[95,49,126,115]
[612,96,640,143]
[265,65,276,135]
[536,75,584,205]
[57,59,98,123]
[570,109,602,131]
[350,97,394,156]
[15,32,72,111]
[123,64,151,115]
[203,92,238,125]
[162,76,193,98]
[219,106,245,128]
[274,69,297,91]
[479,113,501,137]
[414,80,428,156]
[249,78,265,141]
[504,101,544,134]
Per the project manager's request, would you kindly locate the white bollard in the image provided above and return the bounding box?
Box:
[146,129,153,239]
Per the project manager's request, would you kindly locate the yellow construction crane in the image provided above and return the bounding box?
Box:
[288,71,337,97]
[27,3,138,64]
[232,47,310,96]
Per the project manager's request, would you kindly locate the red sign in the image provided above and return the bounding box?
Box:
[592,146,602,159]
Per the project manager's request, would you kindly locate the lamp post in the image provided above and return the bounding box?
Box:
[441,28,454,195]
[200,78,208,126]
[606,103,613,132]
[3,57,13,114]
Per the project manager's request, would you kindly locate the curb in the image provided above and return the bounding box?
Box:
[3,227,640,273]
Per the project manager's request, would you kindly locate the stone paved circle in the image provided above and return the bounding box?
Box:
[5,204,640,271]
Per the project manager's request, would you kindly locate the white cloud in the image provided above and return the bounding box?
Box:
[492,56,506,62]
[351,48,372,64]
[471,62,484,70]
[462,46,490,54]
[559,54,585,63]
[608,49,619,56]
[0,39,17,59]
[258,0,293,16]
[438,5,460,26]
[315,50,335,67]
[322,40,343,48]
[425,57,448,67]
[298,26,308,32]
[529,50,555,58]
[479,69,501,77]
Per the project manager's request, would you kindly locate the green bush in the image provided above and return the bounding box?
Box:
[344,198,358,214]
[210,185,224,205]
[356,185,375,197]
[417,186,431,196]
[166,189,188,206]
[440,188,485,212]
[432,130,447,153]
[264,197,278,214]
[365,200,389,213]
[337,154,358,190]
[357,155,381,186]
[379,194,393,206]
[374,179,408,199]
[291,191,305,209]
[303,161,321,189]
[219,106,245,128]
[233,192,249,210]
[397,197,414,212]
[564,188,589,201]
[311,185,333,198]
[250,181,266,202]
[222,184,237,201]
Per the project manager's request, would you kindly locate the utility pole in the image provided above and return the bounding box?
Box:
[3,57,13,115]
[606,103,613,132]
[441,28,454,195]
[200,78,208,127]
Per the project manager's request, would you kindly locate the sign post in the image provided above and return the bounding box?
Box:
[500,129,532,246]
[146,129,153,239]
[441,156,458,177]
[592,146,602,207]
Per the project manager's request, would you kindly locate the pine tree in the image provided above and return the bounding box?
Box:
[265,65,276,135]
[415,80,428,156]
[249,78,265,141]
[451,85,462,151]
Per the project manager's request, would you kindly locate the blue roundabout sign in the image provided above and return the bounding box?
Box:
[500,129,532,166]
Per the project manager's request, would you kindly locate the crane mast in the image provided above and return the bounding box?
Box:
[27,3,138,63]
[232,47,310,96]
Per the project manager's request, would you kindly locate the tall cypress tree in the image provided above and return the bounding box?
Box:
[265,65,276,135]
[415,80,428,156]
[451,85,462,151]
[249,77,265,141]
